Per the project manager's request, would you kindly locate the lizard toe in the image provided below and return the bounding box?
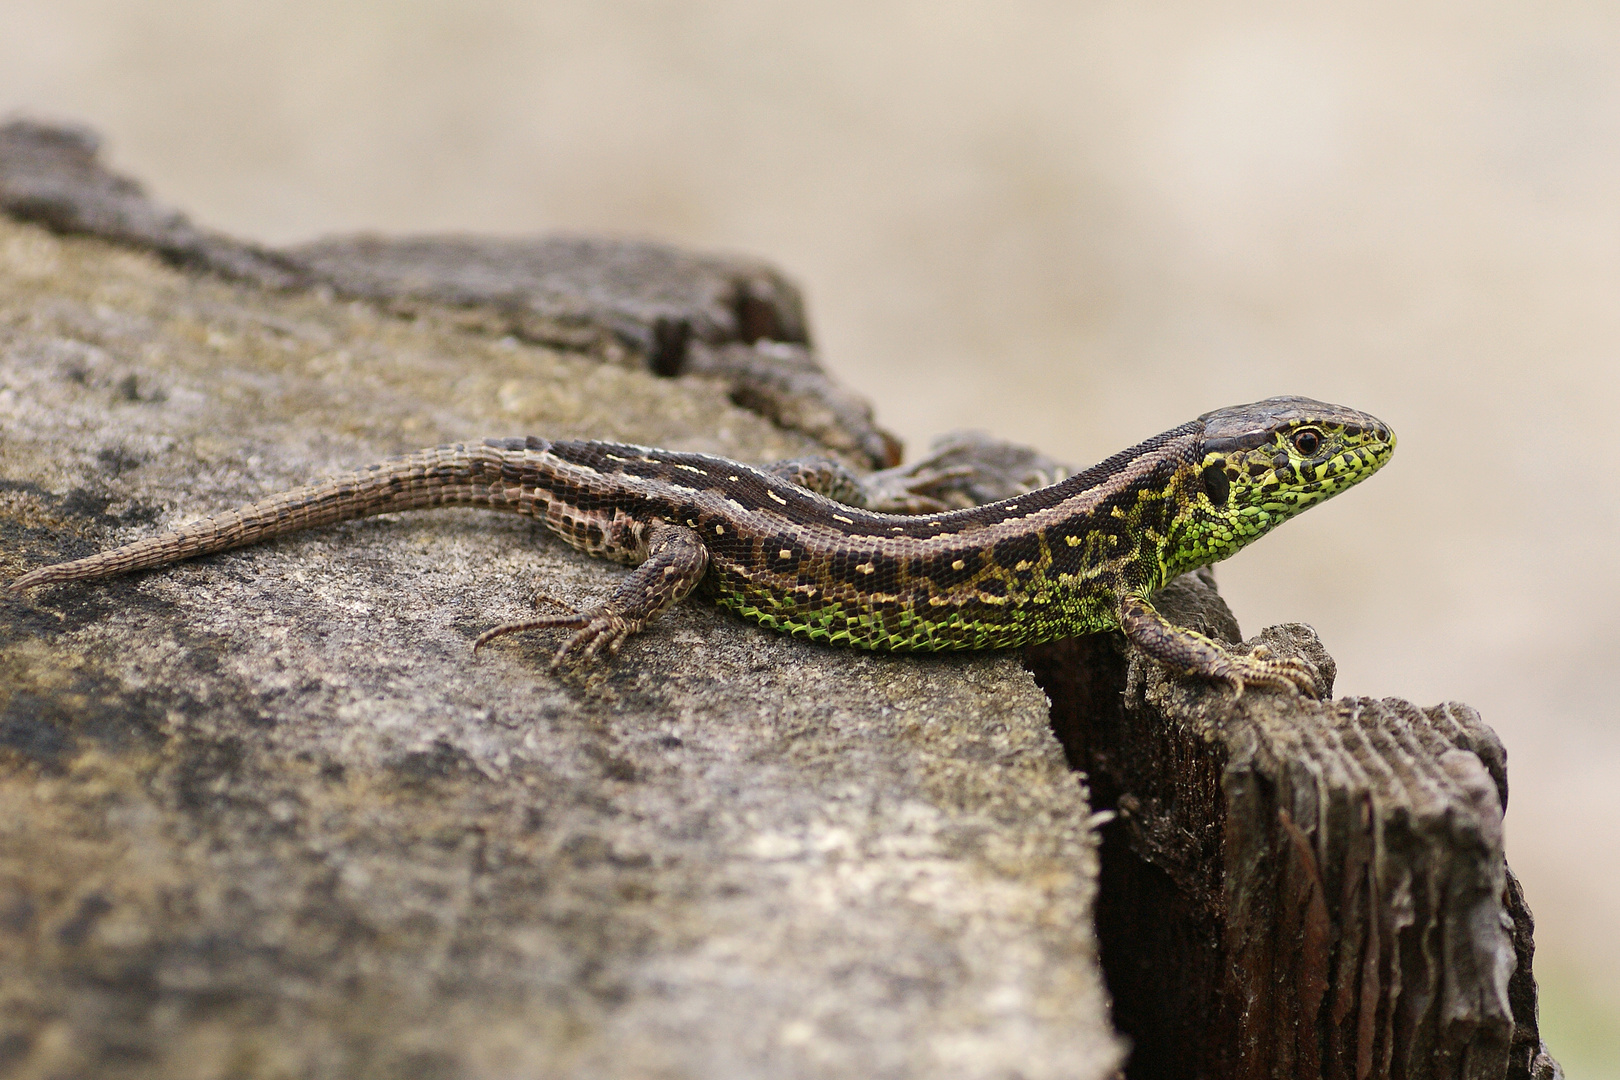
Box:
[475,611,589,653]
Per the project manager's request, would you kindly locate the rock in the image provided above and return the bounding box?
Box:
[0,119,900,469]
[0,119,304,289]
[0,214,1118,1078]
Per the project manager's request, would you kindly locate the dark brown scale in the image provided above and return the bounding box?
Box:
[986,531,1033,567]
[911,549,984,591]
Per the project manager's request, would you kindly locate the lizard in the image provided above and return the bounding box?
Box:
[7,396,1393,695]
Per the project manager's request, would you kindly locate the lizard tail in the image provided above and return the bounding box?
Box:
[9,443,539,591]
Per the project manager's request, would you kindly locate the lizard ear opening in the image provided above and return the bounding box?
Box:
[1201,462,1231,508]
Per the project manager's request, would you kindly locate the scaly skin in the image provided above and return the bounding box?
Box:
[8,397,1394,694]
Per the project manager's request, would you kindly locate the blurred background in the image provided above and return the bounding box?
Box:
[2,1,1616,1070]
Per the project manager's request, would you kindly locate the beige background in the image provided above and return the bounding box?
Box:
[2,1,1616,1070]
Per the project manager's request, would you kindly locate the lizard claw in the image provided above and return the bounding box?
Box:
[530,591,578,614]
[1222,655,1317,699]
[474,608,644,668]
[480,520,705,666]
[473,611,588,654]
[552,613,641,667]
[1204,643,1319,699]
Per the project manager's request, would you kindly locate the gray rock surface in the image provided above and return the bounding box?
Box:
[0,215,1119,1078]
[284,233,808,364]
[0,119,900,470]
[0,120,304,289]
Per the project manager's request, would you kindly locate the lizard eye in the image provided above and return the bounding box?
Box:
[1201,462,1230,508]
[1292,429,1321,456]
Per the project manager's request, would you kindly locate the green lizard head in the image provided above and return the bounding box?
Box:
[1164,396,1395,577]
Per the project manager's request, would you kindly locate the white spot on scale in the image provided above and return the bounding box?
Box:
[856,563,875,575]
[714,524,725,535]
[832,514,854,524]
[767,491,788,505]
[951,559,965,571]
[779,549,793,560]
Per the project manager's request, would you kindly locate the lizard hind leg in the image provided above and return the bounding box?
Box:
[764,456,957,514]
[476,522,710,667]
[764,458,874,506]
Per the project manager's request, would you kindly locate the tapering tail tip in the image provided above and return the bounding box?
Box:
[9,563,87,593]
[7,572,41,594]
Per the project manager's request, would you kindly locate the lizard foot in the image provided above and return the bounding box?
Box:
[473,608,645,667]
[1119,592,1322,700]
[1218,646,1320,699]
[477,520,709,667]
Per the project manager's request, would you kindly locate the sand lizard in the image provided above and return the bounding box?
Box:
[8,396,1393,695]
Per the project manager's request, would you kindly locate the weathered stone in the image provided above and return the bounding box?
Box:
[285,234,805,360]
[0,119,900,470]
[0,119,304,290]
[685,341,901,470]
[0,215,1119,1078]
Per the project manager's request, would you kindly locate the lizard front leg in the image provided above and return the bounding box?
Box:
[1116,590,1319,698]
[476,522,709,666]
